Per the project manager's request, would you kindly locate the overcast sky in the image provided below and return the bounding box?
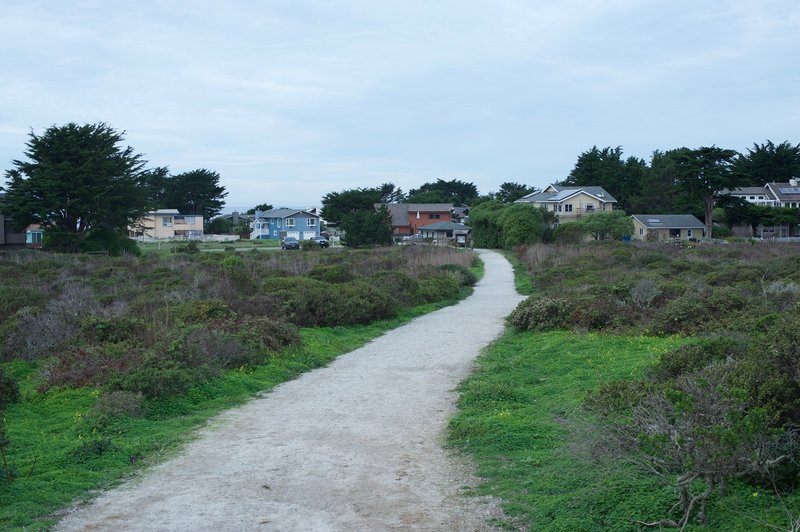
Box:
[1,0,798,211]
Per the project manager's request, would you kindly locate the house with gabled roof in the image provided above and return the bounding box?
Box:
[376,203,454,237]
[631,214,705,242]
[515,184,616,222]
[250,208,320,241]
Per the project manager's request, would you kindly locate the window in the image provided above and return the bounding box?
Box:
[277,219,282,228]
[564,204,573,212]
[286,218,296,227]
[428,213,441,219]
[162,216,173,227]
[557,205,562,212]
[639,228,644,235]
[307,218,316,226]
[687,229,693,237]
[585,204,595,212]
[749,196,755,200]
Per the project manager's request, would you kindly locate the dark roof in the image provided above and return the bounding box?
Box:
[767,183,800,201]
[516,185,617,204]
[256,208,319,221]
[631,214,705,229]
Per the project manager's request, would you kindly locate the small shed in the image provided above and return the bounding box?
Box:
[418,221,471,246]
[631,214,705,241]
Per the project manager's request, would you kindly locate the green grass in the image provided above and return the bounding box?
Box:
[137,238,281,255]
[503,251,534,295]
[0,294,469,530]
[448,331,800,531]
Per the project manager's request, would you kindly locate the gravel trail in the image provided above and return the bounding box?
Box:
[57,249,525,531]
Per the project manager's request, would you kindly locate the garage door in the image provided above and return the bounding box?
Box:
[285,231,300,239]
[302,231,316,240]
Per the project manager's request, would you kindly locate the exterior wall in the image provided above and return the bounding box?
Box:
[134,213,204,239]
[551,192,613,223]
[632,221,703,241]
[0,214,27,246]
[253,214,320,240]
[405,209,451,234]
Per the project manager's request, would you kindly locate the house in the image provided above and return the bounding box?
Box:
[130,209,204,240]
[377,203,454,236]
[418,221,471,246]
[250,208,320,241]
[515,184,616,222]
[724,179,800,208]
[0,193,27,247]
[631,214,705,242]
[26,225,43,247]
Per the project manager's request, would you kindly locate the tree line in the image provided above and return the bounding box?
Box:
[0,123,228,253]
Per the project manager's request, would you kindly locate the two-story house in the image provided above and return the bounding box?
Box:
[515,184,616,222]
[377,203,454,237]
[130,209,204,239]
[250,208,321,241]
[724,179,800,208]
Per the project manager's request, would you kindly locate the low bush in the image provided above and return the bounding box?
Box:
[109,358,214,398]
[80,316,147,344]
[0,367,19,410]
[436,263,478,287]
[417,272,461,304]
[307,263,354,283]
[0,287,46,323]
[88,390,145,427]
[368,271,420,307]
[40,344,145,391]
[509,296,571,331]
[649,336,744,381]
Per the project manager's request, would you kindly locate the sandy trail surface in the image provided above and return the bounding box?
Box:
[57,249,525,531]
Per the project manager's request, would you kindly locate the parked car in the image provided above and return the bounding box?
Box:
[310,236,329,248]
[281,237,300,250]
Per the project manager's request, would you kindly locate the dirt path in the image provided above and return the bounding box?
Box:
[57,249,525,531]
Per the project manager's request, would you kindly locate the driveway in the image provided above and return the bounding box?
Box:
[57,249,525,531]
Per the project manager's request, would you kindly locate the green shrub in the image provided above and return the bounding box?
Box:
[417,273,461,304]
[221,254,243,269]
[307,264,354,283]
[584,379,654,416]
[168,299,233,324]
[436,263,478,287]
[368,271,420,307]
[0,367,20,410]
[649,336,744,381]
[0,287,46,321]
[509,296,571,331]
[89,390,145,427]
[79,316,147,344]
[40,345,145,391]
[110,358,213,398]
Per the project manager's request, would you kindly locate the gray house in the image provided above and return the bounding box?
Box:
[631,214,705,241]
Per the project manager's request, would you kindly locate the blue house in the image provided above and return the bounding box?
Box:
[250,209,321,241]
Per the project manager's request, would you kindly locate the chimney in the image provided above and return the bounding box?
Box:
[232,211,239,225]
[790,178,799,187]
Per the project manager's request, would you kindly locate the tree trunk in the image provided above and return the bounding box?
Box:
[704,194,714,239]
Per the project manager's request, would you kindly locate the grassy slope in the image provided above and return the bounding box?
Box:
[448,331,800,530]
[0,288,475,530]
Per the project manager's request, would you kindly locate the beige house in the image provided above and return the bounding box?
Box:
[130,209,204,240]
[515,184,616,223]
[631,214,705,242]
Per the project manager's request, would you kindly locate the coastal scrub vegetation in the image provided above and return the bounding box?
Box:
[451,241,800,529]
[0,245,477,528]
